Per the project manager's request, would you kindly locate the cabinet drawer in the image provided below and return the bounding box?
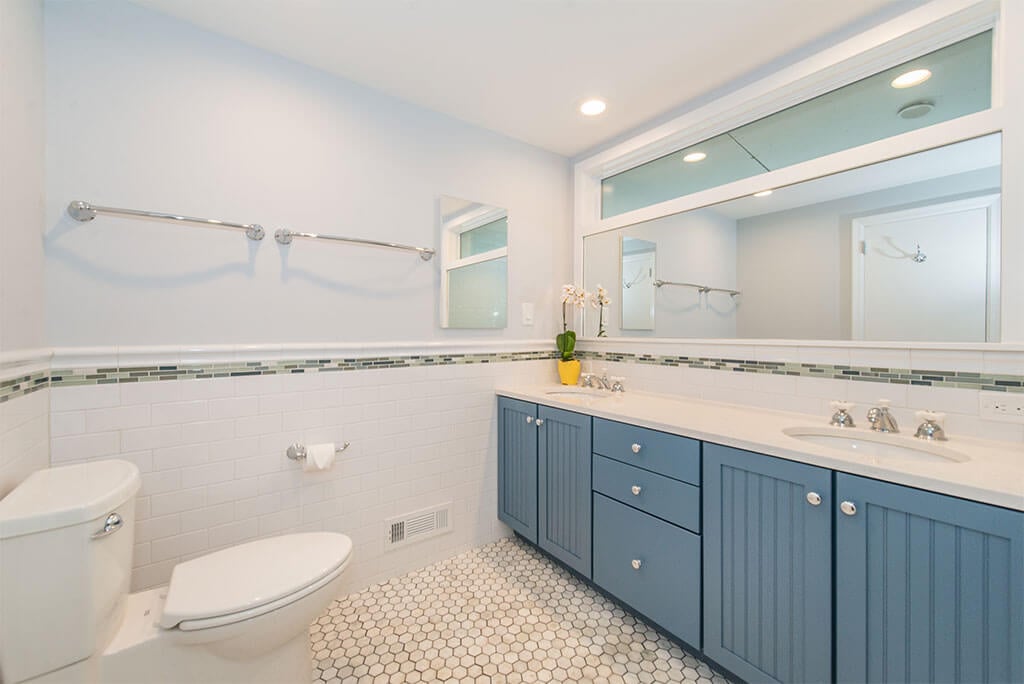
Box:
[593,454,700,533]
[593,494,701,648]
[593,418,700,485]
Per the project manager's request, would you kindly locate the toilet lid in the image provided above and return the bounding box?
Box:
[160,532,352,630]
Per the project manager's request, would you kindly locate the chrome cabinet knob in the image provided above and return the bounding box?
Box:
[535,418,544,427]
[92,512,123,539]
[840,501,858,516]
[806,491,822,506]
[526,416,533,424]
[631,485,642,496]
[631,443,642,454]
[631,559,642,570]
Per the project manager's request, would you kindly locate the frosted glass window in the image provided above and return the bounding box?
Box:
[447,257,508,328]
[460,217,507,258]
[602,31,993,218]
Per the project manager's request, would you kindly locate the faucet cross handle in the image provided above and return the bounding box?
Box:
[829,401,855,428]
[914,410,948,441]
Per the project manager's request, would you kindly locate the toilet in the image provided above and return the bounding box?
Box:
[0,460,353,683]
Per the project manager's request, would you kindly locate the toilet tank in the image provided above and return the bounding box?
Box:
[0,460,140,683]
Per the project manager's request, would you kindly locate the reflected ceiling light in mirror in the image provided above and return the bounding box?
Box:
[682,152,707,163]
[890,68,932,88]
[580,99,607,116]
[753,190,773,197]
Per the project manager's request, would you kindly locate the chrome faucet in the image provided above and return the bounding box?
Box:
[829,401,855,428]
[580,370,614,390]
[866,399,899,433]
[914,410,948,441]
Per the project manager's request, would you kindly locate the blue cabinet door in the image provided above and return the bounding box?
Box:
[703,444,833,684]
[835,473,1024,684]
[497,397,538,543]
[537,405,593,578]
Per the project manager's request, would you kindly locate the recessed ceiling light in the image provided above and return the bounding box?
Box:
[890,68,932,89]
[753,190,773,197]
[682,151,707,163]
[580,99,607,116]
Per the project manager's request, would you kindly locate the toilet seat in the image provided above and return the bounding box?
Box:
[160,532,352,632]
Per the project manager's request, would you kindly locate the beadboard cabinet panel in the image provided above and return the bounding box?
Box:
[835,473,1024,684]
[703,443,833,684]
[537,405,593,578]
[497,397,538,543]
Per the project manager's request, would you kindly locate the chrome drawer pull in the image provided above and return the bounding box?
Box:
[840,501,857,516]
[806,491,822,506]
[631,443,642,454]
[631,559,642,570]
[630,485,642,496]
[526,416,533,424]
[92,512,123,539]
[535,418,544,427]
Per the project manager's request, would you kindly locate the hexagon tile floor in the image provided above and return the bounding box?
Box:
[310,536,733,684]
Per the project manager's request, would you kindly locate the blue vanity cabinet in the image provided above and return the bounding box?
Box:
[497,397,539,543]
[703,443,834,684]
[537,405,593,578]
[835,473,1024,684]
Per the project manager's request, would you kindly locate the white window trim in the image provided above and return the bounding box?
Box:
[439,207,509,328]
[571,0,1017,348]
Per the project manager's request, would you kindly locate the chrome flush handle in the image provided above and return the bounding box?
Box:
[92,512,124,539]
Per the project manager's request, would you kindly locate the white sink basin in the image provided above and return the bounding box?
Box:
[783,426,969,464]
[544,388,610,399]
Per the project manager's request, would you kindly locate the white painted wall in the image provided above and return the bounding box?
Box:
[736,168,999,339]
[0,0,46,353]
[0,0,49,497]
[44,1,570,347]
[583,208,737,338]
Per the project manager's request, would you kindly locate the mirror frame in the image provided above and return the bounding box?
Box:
[572,0,1021,349]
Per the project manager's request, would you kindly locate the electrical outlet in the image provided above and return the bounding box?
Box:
[979,393,1024,423]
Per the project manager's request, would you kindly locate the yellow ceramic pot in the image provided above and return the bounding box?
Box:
[557,359,581,385]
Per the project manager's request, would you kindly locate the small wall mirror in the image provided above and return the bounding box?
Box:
[620,237,656,330]
[585,133,1001,342]
[439,196,508,329]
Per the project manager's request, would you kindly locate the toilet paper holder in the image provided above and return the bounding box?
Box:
[286,441,351,461]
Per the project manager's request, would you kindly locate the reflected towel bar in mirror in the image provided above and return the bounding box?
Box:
[654,280,741,297]
[275,229,435,260]
[67,200,266,241]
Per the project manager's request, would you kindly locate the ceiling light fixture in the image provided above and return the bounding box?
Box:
[753,190,773,197]
[897,100,935,119]
[580,99,607,116]
[682,152,707,163]
[890,68,932,89]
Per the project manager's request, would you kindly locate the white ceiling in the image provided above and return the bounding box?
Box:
[130,0,923,157]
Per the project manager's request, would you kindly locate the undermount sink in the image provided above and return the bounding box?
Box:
[545,388,610,399]
[783,426,970,464]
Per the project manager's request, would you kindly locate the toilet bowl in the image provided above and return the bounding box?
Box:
[0,460,353,684]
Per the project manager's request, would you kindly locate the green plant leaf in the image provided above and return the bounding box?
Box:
[556,330,576,361]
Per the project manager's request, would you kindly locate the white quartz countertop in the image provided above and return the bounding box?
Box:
[496,385,1024,512]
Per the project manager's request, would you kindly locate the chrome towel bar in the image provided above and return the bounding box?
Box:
[67,200,266,241]
[66,199,436,259]
[275,229,435,260]
[653,279,741,297]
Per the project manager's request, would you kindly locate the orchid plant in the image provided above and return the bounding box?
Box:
[591,285,610,338]
[557,284,588,361]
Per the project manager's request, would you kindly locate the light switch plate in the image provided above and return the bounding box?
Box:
[979,393,1024,423]
[521,302,535,326]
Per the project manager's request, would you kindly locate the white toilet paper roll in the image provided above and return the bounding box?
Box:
[303,443,336,472]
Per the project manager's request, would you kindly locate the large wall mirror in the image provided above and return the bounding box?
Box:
[584,133,1001,342]
[439,195,508,329]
